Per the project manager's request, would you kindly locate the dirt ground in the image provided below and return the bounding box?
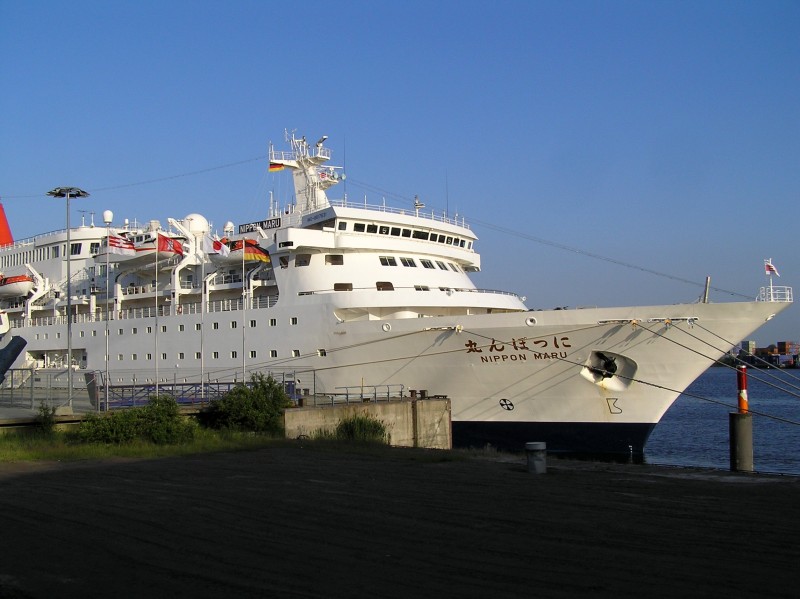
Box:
[0,445,797,598]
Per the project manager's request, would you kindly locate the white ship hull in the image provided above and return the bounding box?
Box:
[1,132,791,455]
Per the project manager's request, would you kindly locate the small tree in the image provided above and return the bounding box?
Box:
[199,373,292,434]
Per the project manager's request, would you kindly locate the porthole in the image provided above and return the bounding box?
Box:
[525,317,537,327]
[382,323,391,332]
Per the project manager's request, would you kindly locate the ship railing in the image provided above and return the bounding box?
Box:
[758,286,793,303]
[330,384,406,404]
[328,198,470,229]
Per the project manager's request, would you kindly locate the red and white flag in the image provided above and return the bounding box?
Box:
[203,235,230,257]
[106,235,135,256]
[157,234,184,256]
[764,259,780,277]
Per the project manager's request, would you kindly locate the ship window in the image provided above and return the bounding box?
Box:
[391,227,401,236]
[400,257,416,267]
[279,257,289,268]
[269,318,277,326]
[325,255,344,265]
[250,351,257,359]
[449,263,459,272]
[178,325,184,332]
[334,283,353,291]
[354,223,365,232]
[250,319,257,328]
[318,349,327,357]
[195,323,201,331]
[90,242,101,254]
[132,354,137,361]
[161,326,167,333]
[436,261,448,270]
[179,352,185,359]
[438,236,446,244]
[415,285,430,291]
[147,326,153,334]
[231,351,237,359]
[338,222,347,230]
[291,317,298,325]
[162,353,167,360]
[378,226,390,235]
[231,321,237,329]
[92,330,97,337]
[366,224,378,234]
[412,230,429,240]
[402,229,411,238]
[117,354,124,361]
[421,259,434,269]
[460,240,466,247]
[195,352,201,359]
[132,328,138,334]
[70,242,82,256]
[271,350,278,357]
[295,254,311,267]
[376,281,394,291]
[213,351,219,359]
[147,353,152,360]
[446,237,453,244]
[213,322,219,330]
[292,350,300,357]
[118,328,124,335]
[379,256,397,266]
[429,234,438,242]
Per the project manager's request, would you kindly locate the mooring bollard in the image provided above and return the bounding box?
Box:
[730,365,754,472]
[525,442,547,474]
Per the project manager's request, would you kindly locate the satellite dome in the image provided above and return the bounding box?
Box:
[183,213,209,234]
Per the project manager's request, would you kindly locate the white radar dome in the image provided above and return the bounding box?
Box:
[183,213,209,234]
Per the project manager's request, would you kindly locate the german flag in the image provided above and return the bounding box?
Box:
[269,162,285,172]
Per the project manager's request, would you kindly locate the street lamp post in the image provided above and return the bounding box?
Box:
[103,209,113,412]
[47,186,90,410]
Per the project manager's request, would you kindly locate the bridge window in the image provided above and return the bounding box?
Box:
[334,283,353,291]
[421,259,434,269]
[295,254,311,267]
[338,221,347,230]
[391,227,401,236]
[379,256,397,266]
[402,229,412,238]
[325,254,344,265]
[366,224,378,233]
[400,257,416,267]
[354,223,366,232]
[376,281,394,291]
[412,230,429,240]
[436,261,448,270]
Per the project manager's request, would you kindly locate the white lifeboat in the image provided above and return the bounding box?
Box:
[0,274,35,298]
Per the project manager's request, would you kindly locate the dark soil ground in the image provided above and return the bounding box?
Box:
[0,445,797,598]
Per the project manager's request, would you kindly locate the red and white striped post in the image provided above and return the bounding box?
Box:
[737,365,749,413]
[730,365,754,472]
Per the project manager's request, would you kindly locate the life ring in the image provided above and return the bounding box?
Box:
[176,306,183,315]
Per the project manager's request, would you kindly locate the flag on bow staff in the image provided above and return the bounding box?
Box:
[764,259,780,277]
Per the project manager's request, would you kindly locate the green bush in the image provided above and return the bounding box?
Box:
[36,402,57,436]
[317,413,388,444]
[77,395,196,445]
[198,373,292,434]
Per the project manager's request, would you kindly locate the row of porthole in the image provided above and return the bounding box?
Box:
[380,317,537,333]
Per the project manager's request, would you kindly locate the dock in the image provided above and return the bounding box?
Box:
[0,445,797,598]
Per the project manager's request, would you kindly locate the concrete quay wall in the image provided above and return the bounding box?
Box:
[284,398,451,449]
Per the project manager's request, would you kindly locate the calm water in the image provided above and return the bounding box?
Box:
[645,367,800,474]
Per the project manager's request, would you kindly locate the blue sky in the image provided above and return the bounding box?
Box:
[1,0,798,345]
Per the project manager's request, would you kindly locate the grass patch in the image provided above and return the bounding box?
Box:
[313,413,389,444]
[0,427,285,462]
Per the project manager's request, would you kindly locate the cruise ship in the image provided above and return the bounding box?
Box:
[0,132,792,455]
